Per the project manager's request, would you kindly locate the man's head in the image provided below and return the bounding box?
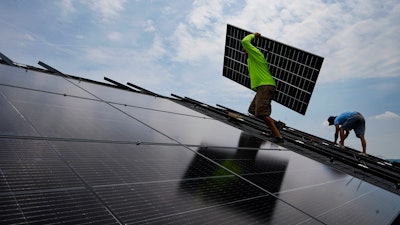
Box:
[327,116,336,126]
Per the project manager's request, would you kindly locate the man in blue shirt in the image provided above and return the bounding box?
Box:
[327,112,367,154]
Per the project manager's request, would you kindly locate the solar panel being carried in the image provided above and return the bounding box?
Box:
[223,24,324,115]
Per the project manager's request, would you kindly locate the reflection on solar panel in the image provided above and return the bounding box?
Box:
[1,55,399,224]
[223,24,324,115]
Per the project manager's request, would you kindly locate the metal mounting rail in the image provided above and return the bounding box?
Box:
[127,82,160,96]
[38,61,65,76]
[0,52,14,66]
[104,77,138,92]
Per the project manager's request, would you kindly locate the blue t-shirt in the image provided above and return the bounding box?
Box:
[334,112,357,125]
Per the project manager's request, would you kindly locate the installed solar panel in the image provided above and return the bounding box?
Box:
[1,60,399,224]
[223,24,324,115]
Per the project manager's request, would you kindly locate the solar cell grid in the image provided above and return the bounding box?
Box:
[0,140,84,192]
[1,62,400,224]
[223,24,324,114]
[0,189,118,225]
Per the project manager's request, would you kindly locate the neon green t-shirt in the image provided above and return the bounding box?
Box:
[241,34,276,90]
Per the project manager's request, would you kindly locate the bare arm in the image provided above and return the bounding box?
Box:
[334,124,340,144]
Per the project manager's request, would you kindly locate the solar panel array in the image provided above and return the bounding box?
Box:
[223,24,324,115]
[1,61,399,224]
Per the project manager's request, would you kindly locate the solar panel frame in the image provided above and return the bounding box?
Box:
[223,24,324,115]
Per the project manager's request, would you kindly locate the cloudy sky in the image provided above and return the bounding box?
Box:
[1,0,399,159]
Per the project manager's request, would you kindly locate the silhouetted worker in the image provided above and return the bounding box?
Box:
[328,112,367,155]
[242,32,284,143]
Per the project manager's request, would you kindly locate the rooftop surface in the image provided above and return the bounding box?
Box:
[1,58,399,224]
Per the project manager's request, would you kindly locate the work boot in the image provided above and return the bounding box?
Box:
[272,137,284,144]
[275,121,286,130]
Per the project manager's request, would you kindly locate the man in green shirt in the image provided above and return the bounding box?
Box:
[242,32,284,143]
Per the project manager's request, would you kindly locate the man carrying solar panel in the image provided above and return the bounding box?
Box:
[241,32,285,143]
[327,112,367,155]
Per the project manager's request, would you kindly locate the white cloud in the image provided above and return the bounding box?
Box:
[60,0,76,16]
[189,0,223,29]
[82,0,127,23]
[314,1,400,82]
[373,111,400,120]
[107,32,123,41]
[161,6,175,15]
[144,20,156,32]
[24,33,35,41]
[170,23,222,63]
[84,48,110,63]
[148,35,168,59]
[75,35,85,40]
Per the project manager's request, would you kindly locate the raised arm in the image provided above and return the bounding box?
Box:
[241,33,261,56]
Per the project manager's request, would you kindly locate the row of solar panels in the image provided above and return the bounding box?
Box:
[1,53,399,196]
[1,55,400,224]
[1,51,400,186]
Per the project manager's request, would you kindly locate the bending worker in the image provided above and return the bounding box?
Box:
[328,111,367,155]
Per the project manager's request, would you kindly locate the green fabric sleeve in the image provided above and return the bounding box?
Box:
[241,34,276,90]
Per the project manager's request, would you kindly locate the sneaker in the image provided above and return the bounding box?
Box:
[272,137,284,144]
[275,121,286,130]
[358,152,368,156]
[335,143,345,149]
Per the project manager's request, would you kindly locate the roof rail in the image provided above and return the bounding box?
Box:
[38,61,66,77]
[127,82,160,97]
[104,77,138,92]
[0,52,14,66]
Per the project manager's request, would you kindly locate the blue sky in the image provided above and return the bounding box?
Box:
[1,0,399,159]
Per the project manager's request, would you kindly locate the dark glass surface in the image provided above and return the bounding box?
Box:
[113,103,286,149]
[0,91,39,136]
[0,139,84,192]
[1,188,119,225]
[74,80,209,118]
[1,64,399,224]
[114,102,249,147]
[0,65,93,98]
[0,85,174,143]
